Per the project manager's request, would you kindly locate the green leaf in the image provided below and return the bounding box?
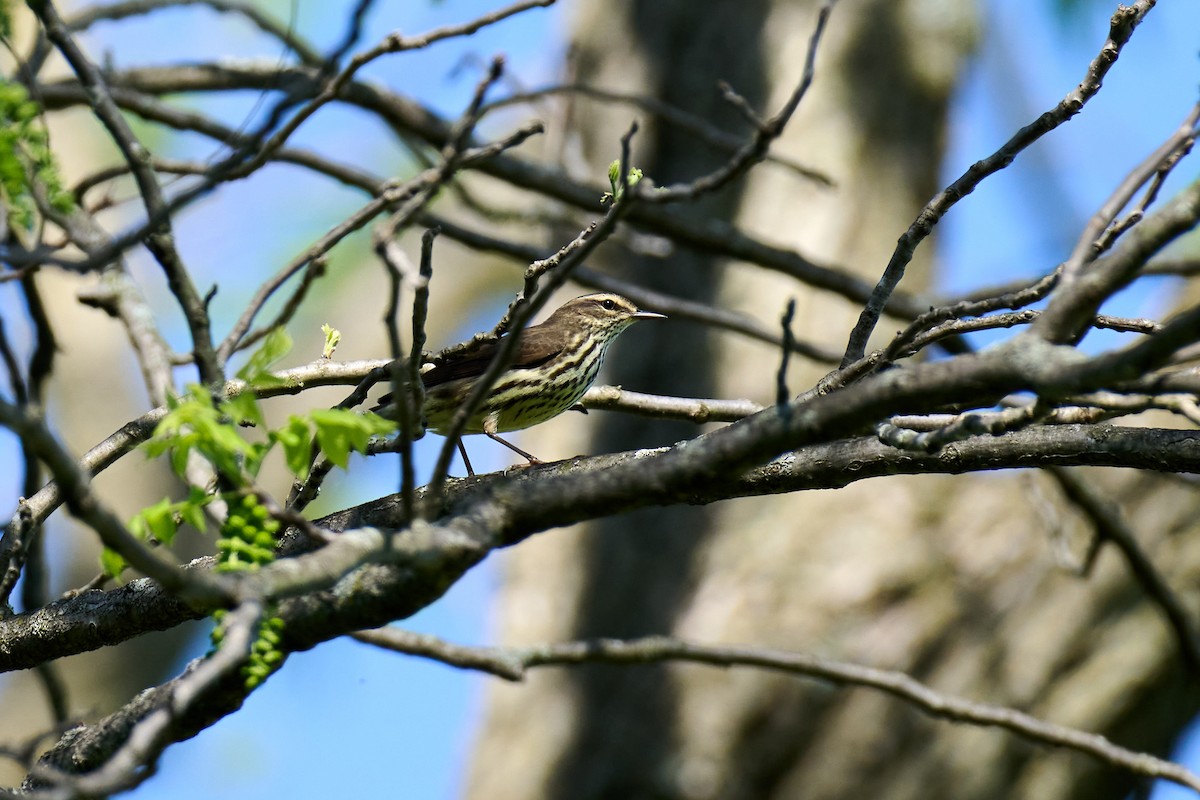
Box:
[169,436,193,477]
[140,496,178,545]
[356,410,399,437]
[143,437,174,459]
[241,440,273,478]
[145,386,261,482]
[311,413,354,469]
[607,159,621,191]
[186,382,216,407]
[237,327,292,385]
[223,391,263,428]
[100,548,127,579]
[310,408,396,469]
[180,487,210,533]
[188,414,254,481]
[273,416,314,478]
[128,515,148,540]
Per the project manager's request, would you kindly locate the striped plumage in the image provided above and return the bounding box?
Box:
[379,293,663,473]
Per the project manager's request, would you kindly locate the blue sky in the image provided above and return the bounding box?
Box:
[2,1,1199,798]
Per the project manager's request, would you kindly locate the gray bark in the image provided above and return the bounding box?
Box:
[463,2,1200,799]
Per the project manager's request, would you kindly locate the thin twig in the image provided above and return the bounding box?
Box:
[353,629,1200,794]
[482,82,833,186]
[580,386,761,424]
[65,0,326,66]
[29,0,222,385]
[1048,467,1200,677]
[637,0,836,204]
[841,0,1157,367]
[214,0,556,185]
[877,400,1051,453]
[883,271,1059,363]
[776,299,797,408]
[30,602,264,796]
[232,256,328,356]
[418,212,843,361]
[215,121,541,363]
[1031,177,1200,346]
[377,238,416,521]
[30,64,935,322]
[1059,102,1200,287]
[402,229,437,507]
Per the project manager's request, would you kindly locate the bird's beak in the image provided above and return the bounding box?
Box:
[634,310,666,320]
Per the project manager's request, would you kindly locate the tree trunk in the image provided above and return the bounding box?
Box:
[464,2,1200,799]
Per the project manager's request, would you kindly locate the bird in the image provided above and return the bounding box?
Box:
[376,292,665,475]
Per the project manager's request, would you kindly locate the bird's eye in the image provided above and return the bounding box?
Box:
[601,299,616,311]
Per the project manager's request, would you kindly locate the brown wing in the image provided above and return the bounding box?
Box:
[374,324,567,410]
[423,325,566,387]
[419,339,501,388]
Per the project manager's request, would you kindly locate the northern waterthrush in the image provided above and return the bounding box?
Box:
[377,292,664,475]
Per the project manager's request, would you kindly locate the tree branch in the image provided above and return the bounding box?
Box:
[353,629,1200,792]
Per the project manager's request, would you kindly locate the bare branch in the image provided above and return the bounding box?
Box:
[355,629,1200,792]
[1048,467,1200,676]
[637,0,836,204]
[6,423,1200,677]
[216,122,542,363]
[31,64,936,322]
[580,386,762,424]
[841,0,1157,366]
[29,0,221,384]
[482,82,833,186]
[1059,102,1200,286]
[27,601,264,797]
[64,0,326,66]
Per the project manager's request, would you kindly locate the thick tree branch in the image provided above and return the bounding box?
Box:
[4,423,1198,675]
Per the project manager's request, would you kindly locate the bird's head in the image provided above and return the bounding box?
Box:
[549,293,665,339]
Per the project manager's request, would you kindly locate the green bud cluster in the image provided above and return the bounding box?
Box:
[217,493,281,572]
[211,492,287,690]
[244,615,286,689]
[210,610,287,690]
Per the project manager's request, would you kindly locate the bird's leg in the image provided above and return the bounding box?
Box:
[482,417,544,466]
[484,417,547,465]
[455,438,476,477]
[485,432,544,465]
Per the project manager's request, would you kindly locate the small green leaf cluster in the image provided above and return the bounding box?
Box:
[103,487,211,577]
[601,159,645,205]
[111,327,396,690]
[109,329,396,573]
[0,79,75,231]
[321,323,341,359]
